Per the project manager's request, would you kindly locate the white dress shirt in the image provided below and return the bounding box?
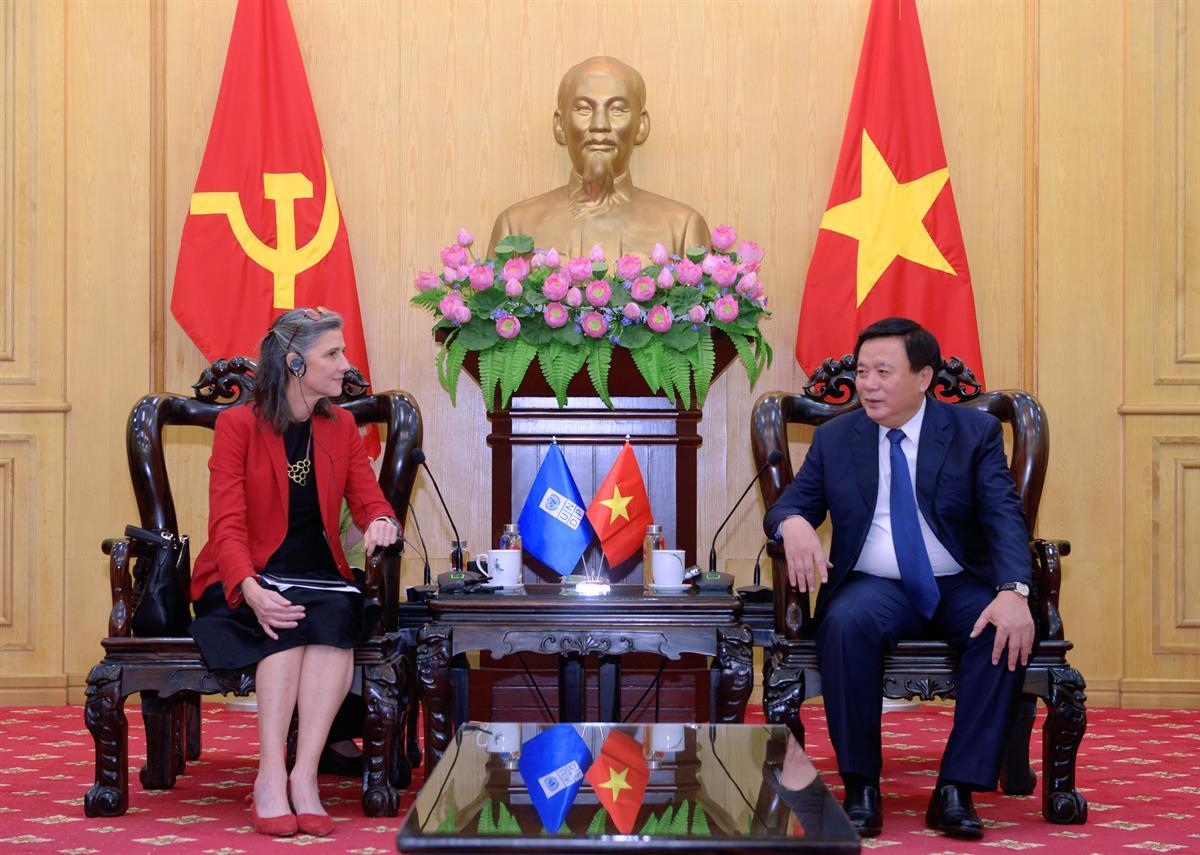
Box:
[854,398,963,580]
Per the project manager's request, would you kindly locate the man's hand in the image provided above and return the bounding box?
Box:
[240,577,305,641]
[970,590,1034,671]
[363,517,400,556]
[780,516,831,593]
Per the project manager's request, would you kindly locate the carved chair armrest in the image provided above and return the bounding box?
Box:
[100,537,134,638]
[1030,537,1071,642]
[364,541,404,636]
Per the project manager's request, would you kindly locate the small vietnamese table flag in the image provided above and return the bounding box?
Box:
[170,0,379,453]
[586,441,653,568]
[585,729,649,834]
[518,443,594,576]
[795,0,985,386]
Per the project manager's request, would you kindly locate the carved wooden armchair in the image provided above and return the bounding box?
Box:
[83,358,423,818]
[750,357,1088,825]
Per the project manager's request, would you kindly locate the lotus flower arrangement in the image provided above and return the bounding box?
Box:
[411,227,773,411]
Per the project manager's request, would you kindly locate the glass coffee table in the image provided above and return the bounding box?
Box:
[397,721,860,853]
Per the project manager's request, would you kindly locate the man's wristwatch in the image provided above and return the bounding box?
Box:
[996,581,1030,598]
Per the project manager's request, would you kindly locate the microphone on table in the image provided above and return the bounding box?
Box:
[411,447,485,593]
[404,504,438,603]
[737,540,774,603]
[701,449,783,593]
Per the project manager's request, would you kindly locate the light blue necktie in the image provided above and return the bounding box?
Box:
[887,428,940,619]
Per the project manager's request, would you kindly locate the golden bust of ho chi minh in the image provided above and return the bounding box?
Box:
[487,56,710,261]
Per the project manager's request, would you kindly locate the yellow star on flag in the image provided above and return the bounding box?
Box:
[819,129,955,307]
[599,765,632,802]
[598,484,633,524]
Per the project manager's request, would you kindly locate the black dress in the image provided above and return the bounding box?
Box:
[190,420,380,671]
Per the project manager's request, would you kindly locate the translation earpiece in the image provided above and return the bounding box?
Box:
[287,355,306,377]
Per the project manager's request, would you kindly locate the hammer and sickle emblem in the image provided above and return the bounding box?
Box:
[189,153,341,309]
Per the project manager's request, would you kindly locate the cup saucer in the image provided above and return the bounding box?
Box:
[647,583,690,593]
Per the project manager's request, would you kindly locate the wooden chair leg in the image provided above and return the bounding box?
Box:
[763,648,806,747]
[1000,694,1038,795]
[362,662,401,816]
[84,662,129,817]
[404,648,422,769]
[1042,666,1088,824]
[139,692,179,790]
[184,692,202,761]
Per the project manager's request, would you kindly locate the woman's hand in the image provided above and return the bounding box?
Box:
[240,576,305,640]
[363,517,400,556]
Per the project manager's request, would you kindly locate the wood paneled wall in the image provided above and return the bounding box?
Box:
[2,0,1195,709]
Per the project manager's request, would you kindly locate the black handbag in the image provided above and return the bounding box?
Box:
[125,524,192,637]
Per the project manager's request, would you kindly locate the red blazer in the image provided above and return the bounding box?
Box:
[190,403,395,607]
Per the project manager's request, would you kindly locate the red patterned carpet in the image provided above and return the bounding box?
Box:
[0,704,1197,853]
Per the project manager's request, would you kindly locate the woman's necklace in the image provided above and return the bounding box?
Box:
[286,424,313,486]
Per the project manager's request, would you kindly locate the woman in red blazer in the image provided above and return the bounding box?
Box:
[189,307,397,838]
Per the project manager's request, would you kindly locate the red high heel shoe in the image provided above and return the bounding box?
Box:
[296,812,335,837]
[246,793,298,837]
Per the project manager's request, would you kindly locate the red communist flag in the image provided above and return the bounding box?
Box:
[171,0,379,453]
[795,0,986,386]
[585,730,649,834]
[586,442,653,568]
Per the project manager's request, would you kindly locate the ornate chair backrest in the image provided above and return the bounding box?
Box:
[123,358,423,630]
[751,356,1050,637]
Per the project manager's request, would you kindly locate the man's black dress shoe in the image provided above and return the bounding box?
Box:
[842,783,883,837]
[925,782,984,839]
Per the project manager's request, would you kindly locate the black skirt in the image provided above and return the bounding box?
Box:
[190,574,380,672]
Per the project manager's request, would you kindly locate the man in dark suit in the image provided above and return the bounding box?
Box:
[763,317,1034,840]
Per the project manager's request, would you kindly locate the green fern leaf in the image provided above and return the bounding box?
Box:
[500,339,537,409]
[538,343,568,406]
[668,800,690,835]
[585,807,608,835]
[497,802,519,834]
[639,811,660,835]
[410,288,445,312]
[586,338,615,408]
[444,339,467,406]
[479,346,501,411]
[667,351,693,409]
[726,331,757,384]
[476,798,495,834]
[691,803,710,836]
[630,337,663,393]
[658,804,676,832]
[692,329,716,407]
[435,803,457,833]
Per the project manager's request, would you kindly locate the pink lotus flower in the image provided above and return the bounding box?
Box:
[656,267,675,290]
[630,275,656,301]
[415,270,440,292]
[542,272,570,301]
[616,254,642,280]
[688,305,707,324]
[711,258,737,288]
[701,254,719,276]
[736,240,764,264]
[711,225,737,251]
[623,302,642,321]
[504,278,523,297]
[441,244,468,269]
[651,243,669,266]
[675,259,703,286]
[543,302,569,328]
[589,244,605,263]
[444,265,468,282]
[735,271,759,297]
[646,304,673,333]
[581,311,608,338]
[503,256,531,280]
[713,294,739,323]
[565,287,583,308]
[454,304,473,324]
[496,315,521,339]
[456,227,474,247]
[438,292,464,319]
[585,279,612,307]
[468,265,494,291]
[544,248,561,268]
[567,255,592,283]
[531,253,544,268]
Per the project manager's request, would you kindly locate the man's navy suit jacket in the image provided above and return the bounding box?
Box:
[762,397,1031,618]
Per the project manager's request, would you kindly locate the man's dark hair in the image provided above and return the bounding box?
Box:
[853,317,941,375]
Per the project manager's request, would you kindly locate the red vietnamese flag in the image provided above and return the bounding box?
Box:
[586,442,653,568]
[585,730,649,834]
[796,0,985,386]
[171,0,379,453]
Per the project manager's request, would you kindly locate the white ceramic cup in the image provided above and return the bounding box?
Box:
[478,549,522,587]
[476,722,521,754]
[650,723,686,753]
[650,549,687,587]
